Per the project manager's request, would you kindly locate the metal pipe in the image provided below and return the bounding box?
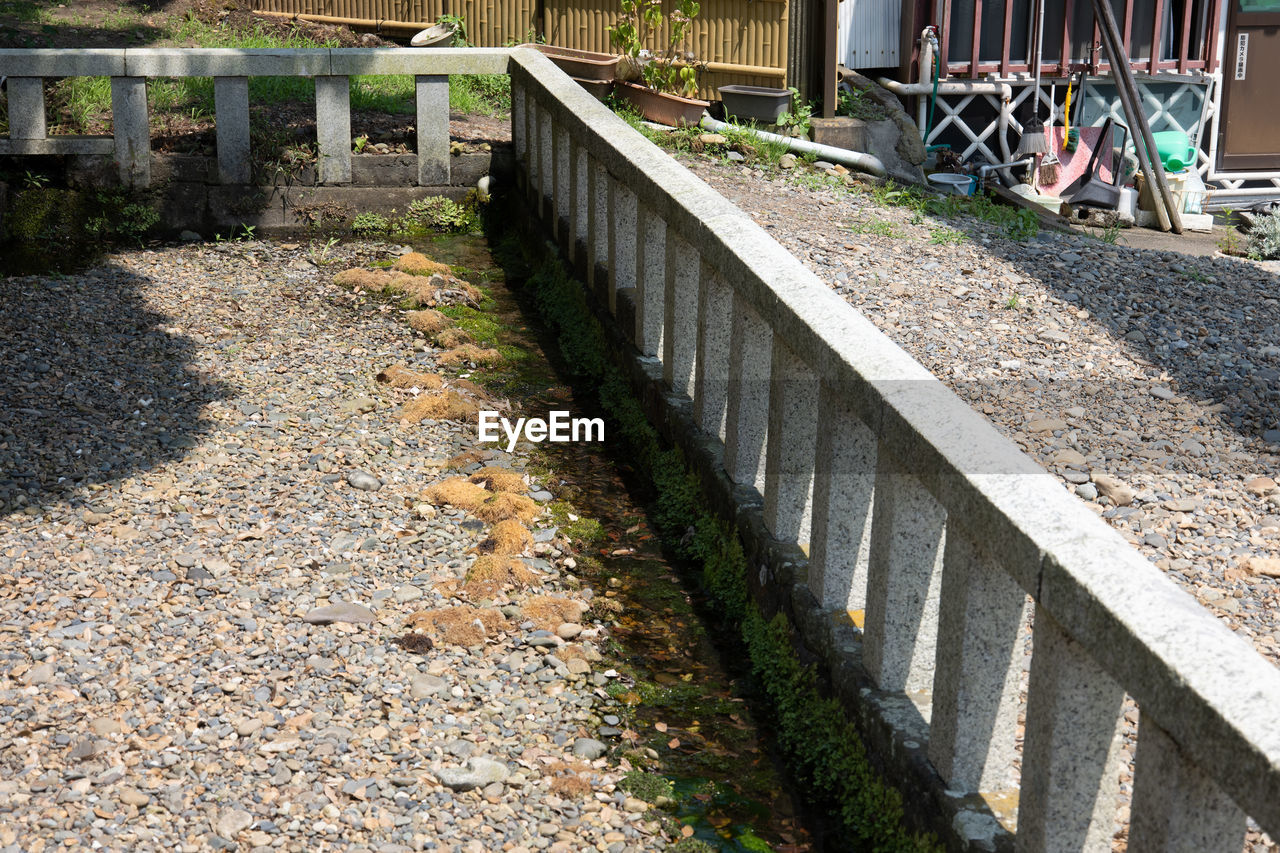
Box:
[917,28,934,133]
[878,76,1017,183]
[699,116,888,178]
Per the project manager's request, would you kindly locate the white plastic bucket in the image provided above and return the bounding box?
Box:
[928,173,975,196]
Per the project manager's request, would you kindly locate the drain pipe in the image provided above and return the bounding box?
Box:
[699,115,888,178]
[877,77,1017,185]
[916,28,934,133]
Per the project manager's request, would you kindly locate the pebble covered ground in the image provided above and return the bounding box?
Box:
[0,239,673,852]
[681,155,1280,668]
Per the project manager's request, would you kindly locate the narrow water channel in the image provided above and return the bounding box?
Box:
[416,230,821,852]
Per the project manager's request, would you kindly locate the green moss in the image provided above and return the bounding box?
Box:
[494,210,944,853]
[619,770,676,804]
[545,499,605,544]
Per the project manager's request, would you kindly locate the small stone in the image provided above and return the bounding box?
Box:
[346,470,383,492]
[216,808,254,839]
[1245,557,1280,578]
[555,623,582,640]
[1027,418,1067,432]
[82,510,110,525]
[1164,498,1199,512]
[179,230,202,242]
[726,150,745,162]
[1245,477,1277,497]
[697,133,727,145]
[24,662,54,685]
[566,658,590,675]
[410,674,448,699]
[1074,483,1098,501]
[1091,472,1134,506]
[304,602,375,625]
[118,788,150,807]
[339,398,377,414]
[778,153,797,170]
[572,738,606,760]
[394,585,423,603]
[1053,448,1087,467]
[1150,386,1175,401]
[90,718,122,736]
[529,489,554,502]
[434,757,509,791]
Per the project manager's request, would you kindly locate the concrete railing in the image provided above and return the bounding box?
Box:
[507,49,1280,852]
[0,47,509,188]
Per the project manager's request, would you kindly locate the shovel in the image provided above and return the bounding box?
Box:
[1061,117,1127,210]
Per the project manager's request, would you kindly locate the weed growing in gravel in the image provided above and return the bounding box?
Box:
[928,226,966,245]
[1005,293,1022,309]
[851,220,902,238]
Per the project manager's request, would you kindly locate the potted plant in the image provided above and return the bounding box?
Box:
[609,0,709,126]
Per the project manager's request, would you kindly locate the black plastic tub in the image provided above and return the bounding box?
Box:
[717,85,792,123]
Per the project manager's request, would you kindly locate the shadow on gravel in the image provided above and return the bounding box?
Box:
[0,263,228,515]
[977,233,1280,447]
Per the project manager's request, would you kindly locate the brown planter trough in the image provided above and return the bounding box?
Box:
[519,44,619,81]
[615,81,709,127]
[573,77,614,101]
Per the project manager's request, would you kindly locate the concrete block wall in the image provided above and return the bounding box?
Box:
[506,47,1280,853]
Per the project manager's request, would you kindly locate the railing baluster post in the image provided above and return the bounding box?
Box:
[929,528,1028,792]
[663,228,698,399]
[415,74,449,186]
[693,264,732,441]
[863,451,946,692]
[110,76,150,188]
[537,102,553,222]
[1128,718,1246,853]
[724,295,772,492]
[763,340,817,545]
[586,159,608,293]
[607,177,637,315]
[8,78,47,154]
[569,140,587,266]
[808,384,877,611]
[213,76,250,184]
[633,205,665,358]
[315,76,351,184]
[553,117,570,245]
[1018,611,1125,853]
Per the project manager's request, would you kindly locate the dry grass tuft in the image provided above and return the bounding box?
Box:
[422,477,491,512]
[446,450,485,470]
[437,345,503,367]
[377,364,444,390]
[384,275,441,308]
[522,595,585,630]
[463,555,538,597]
[469,466,527,494]
[400,391,481,423]
[393,252,452,277]
[453,378,491,399]
[486,519,533,555]
[432,327,473,348]
[474,492,539,524]
[547,762,593,798]
[405,309,451,336]
[405,605,505,647]
[332,268,388,290]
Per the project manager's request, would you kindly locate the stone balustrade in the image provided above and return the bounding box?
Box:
[508,48,1280,853]
[0,47,509,187]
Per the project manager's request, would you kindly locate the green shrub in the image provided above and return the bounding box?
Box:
[1247,210,1280,260]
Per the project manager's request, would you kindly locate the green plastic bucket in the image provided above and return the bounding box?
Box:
[1150,131,1195,172]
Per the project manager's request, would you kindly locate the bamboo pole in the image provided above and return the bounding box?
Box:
[1090,0,1182,233]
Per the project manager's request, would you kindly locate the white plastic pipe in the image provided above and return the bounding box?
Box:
[699,116,888,178]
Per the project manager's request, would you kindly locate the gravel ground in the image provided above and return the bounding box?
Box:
[0,240,663,852]
[680,153,1280,668]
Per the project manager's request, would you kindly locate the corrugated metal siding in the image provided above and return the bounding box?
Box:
[253,0,787,94]
[838,0,900,69]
